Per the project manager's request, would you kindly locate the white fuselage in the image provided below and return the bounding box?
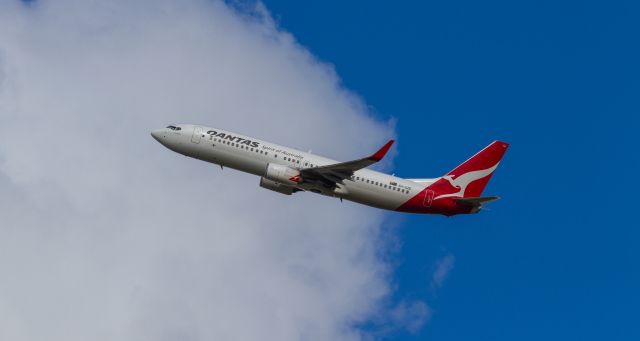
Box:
[152,124,433,211]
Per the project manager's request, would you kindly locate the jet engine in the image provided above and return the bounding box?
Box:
[259,177,295,195]
[264,163,302,185]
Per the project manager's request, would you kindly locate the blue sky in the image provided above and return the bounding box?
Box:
[4,0,637,339]
[264,0,639,339]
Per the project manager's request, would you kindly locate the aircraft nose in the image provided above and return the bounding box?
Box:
[151,129,164,142]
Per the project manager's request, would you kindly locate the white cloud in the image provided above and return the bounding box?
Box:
[389,300,432,334]
[0,0,405,340]
[431,253,455,290]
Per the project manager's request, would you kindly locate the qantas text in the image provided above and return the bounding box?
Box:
[207,130,260,148]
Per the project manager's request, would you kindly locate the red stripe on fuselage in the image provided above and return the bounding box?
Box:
[395,184,473,216]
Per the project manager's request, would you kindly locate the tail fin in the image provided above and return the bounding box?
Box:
[437,141,509,198]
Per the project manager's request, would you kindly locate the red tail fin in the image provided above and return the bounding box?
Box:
[445,140,509,197]
[396,141,509,215]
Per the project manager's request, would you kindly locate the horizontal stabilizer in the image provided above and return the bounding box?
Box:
[455,196,500,207]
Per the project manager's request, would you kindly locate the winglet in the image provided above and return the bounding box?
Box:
[369,140,395,161]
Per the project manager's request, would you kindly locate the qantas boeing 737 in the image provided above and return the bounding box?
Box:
[151,124,509,215]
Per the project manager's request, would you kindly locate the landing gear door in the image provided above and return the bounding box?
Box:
[191,126,202,144]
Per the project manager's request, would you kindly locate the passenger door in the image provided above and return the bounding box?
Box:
[423,189,435,207]
[191,126,202,144]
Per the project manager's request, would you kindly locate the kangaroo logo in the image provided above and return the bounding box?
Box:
[433,162,499,200]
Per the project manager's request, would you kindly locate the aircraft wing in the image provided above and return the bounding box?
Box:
[300,140,394,187]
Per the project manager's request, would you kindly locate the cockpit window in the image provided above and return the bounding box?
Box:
[166,125,181,131]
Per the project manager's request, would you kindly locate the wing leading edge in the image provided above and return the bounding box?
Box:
[300,140,394,188]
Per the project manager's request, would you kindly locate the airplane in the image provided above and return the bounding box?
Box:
[151,124,509,216]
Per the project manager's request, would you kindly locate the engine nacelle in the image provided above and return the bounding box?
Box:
[259,177,295,195]
[264,163,301,185]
